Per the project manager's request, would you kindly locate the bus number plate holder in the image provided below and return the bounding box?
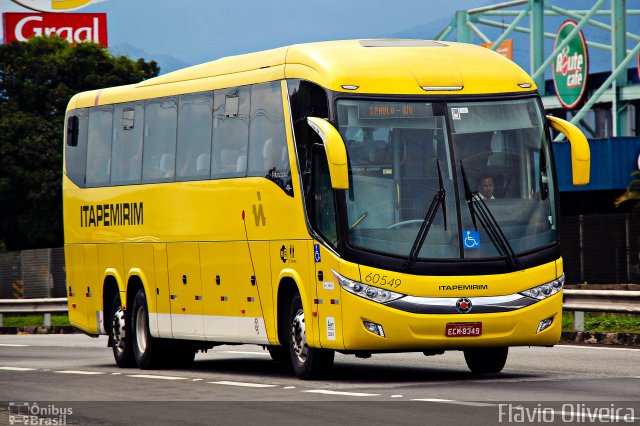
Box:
[445,322,482,337]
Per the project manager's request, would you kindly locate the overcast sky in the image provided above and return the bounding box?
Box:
[1,0,637,75]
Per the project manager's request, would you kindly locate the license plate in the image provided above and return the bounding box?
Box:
[445,322,482,337]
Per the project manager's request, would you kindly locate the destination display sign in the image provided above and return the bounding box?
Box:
[358,103,432,119]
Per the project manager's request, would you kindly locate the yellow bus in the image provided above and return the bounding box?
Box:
[63,39,590,379]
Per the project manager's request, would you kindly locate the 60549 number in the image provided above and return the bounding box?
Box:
[364,273,401,288]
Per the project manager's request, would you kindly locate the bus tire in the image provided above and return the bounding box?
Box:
[110,293,135,368]
[463,347,508,374]
[288,293,334,379]
[131,289,162,369]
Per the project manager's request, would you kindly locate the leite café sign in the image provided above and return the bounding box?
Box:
[3,12,108,47]
[552,20,588,109]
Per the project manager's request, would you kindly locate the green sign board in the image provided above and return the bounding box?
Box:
[552,20,589,110]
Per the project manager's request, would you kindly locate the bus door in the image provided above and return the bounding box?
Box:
[310,147,345,350]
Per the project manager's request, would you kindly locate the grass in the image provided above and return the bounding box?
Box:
[0,313,70,327]
[562,312,640,333]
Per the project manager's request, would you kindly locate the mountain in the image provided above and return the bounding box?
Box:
[109,42,190,74]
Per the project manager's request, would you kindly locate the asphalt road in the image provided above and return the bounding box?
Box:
[0,334,638,425]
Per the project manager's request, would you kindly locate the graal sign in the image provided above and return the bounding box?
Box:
[9,0,96,12]
[3,12,108,47]
[552,20,588,109]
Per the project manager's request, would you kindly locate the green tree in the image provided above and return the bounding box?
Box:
[0,36,159,251]
[614,169,640,215]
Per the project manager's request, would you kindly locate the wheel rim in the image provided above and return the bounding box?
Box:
[135,305,148,354]
[112,307,126,353]
[290,308,308,363]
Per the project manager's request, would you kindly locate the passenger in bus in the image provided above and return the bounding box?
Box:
[159,154,175,178]
[477,174,495,199]
[263,137,286,172]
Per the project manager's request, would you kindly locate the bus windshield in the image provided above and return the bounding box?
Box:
[336,97,557,261]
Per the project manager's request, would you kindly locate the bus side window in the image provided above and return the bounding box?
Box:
[247,81,290,194]
[111,102,144,185]
[86,106,113,187]
[142,97,178,183]
[211,87,250,179]
[176,91,214,181]
[65,108,88,187]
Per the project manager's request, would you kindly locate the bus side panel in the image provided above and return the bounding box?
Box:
[123,243,156,335]
[247,241,275,343]
[82,245,102,334]
[167,242,205,340]
[65,244,88,332]
[97,243,123,334]
[152,243,172,338]
[200,242,236,340]
[230,242,271,342]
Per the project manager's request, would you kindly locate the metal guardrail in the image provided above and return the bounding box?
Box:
[0,291,638,329]
[563,290,640,314]
[0,298,68,327]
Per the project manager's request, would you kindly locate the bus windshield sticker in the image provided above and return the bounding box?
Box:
[463,230,481,249]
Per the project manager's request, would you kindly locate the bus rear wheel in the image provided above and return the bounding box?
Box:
[110,293,135,368]
[288,293,334,379]
[463,347,509,374]
[131,289,163,369]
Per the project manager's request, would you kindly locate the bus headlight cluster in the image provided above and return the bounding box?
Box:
[331,270,405,304]
[520,274,564,300]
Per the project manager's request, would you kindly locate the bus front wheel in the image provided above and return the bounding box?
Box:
[463,347,509,374]
[288,293,334,379]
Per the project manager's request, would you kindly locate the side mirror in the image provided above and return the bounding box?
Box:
[547,116,590,186]
[307,117,349,190]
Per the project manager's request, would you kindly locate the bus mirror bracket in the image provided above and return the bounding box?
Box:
[307,117,349,190]
[547,116,590,186]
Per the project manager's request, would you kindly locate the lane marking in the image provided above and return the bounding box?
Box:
[283,386,296,389]
[556,345,640,352]
[54,370,105,375]
[223,351,270,356]
[0,344,29,347]
[304,390,380,397]
[412,398,496,407]
[0,366,36,371]
[127,374,188,380]
[391,395,404,398]
[208,381,276,388]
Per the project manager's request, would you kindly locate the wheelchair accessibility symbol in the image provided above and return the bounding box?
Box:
[463,230,480,249]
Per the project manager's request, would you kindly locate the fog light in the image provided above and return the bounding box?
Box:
[537,316,554,333]
[363,321,385,337]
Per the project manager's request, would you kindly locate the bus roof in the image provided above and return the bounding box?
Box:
[70,39,536,109]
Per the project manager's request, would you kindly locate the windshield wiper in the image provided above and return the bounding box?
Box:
[459,161,523,269]
[402,160,447,271]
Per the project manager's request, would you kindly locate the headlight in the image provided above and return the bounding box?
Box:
[331,269,405,303]
[520,274,564,300]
